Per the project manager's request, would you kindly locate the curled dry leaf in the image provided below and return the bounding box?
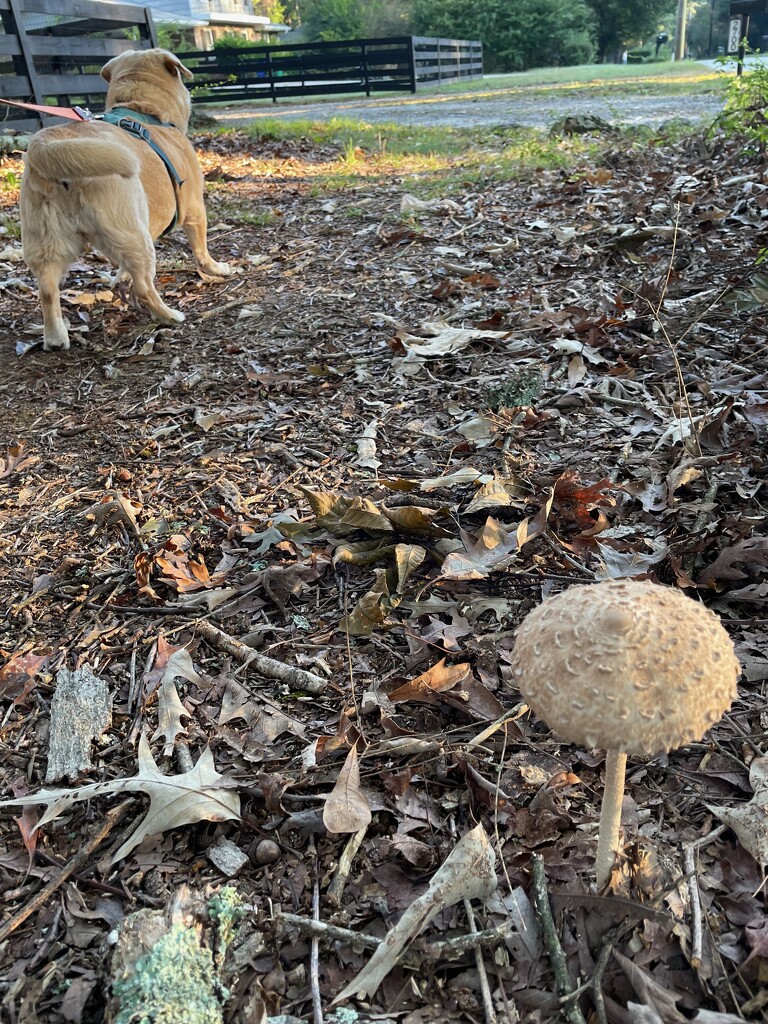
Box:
[323,743,372,834]
[331,823,497,1005]
[0,650,49,704]
[388,658,472,704]
[707,756,768,869]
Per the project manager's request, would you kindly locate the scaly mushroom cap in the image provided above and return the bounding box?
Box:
[509,580,740,756]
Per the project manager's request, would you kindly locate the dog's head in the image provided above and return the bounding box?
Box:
[102,49,194,130]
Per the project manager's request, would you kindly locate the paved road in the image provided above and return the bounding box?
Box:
[211,84,725,131]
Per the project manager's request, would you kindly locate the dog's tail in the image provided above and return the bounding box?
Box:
[26,135,140,182]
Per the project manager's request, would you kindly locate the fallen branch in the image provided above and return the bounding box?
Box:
[530,853,587,1024]
[194,619,327,694]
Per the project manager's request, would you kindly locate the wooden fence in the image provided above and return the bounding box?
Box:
[0,0,156,131]
[179,36,483,104]
[0,5,482,132]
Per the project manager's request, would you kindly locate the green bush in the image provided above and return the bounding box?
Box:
[713,56,768,152]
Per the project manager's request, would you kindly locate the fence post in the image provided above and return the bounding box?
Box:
[144,7,158,47]
[8,0,46,120]
[408,37,417,92]
[362,42,370,96]
[267,50,277,103]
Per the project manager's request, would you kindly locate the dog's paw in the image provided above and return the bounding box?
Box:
[199,261,232,279]
[163,310,185,324]
[43,336,71,352]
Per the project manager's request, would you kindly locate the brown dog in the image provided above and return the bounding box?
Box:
[20,48,231,351]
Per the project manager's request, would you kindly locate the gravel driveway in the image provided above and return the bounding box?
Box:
[211,86,725,131]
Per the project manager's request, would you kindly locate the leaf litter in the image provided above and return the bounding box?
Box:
[1,120,768,1022]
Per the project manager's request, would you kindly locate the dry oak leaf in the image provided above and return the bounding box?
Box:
[0,732,240,865]
[323,743,372,834]
[707,756,768,869]
[0,650,49,704]
[389,658,472,704]
[0,442,37,479]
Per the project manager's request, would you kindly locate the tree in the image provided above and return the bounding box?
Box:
[412,0,596,71]
[687,0,729,58]
[298,0,412,40]
[583,0,674,61]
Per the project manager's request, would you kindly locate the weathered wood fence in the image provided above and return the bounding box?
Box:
[0,0,482,131]
[179,36,484,104]
[0,0,156,131]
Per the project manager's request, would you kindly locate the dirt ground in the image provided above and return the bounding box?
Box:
[0,97,768,1024]
[211,83,725,131]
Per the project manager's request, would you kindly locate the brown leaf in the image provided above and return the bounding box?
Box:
[323,743,372,834]
[0,651,49,704]
[0,442,37,479]
[389,659,472,704]
[0,733,240,864]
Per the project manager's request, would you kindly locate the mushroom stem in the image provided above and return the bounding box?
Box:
[595,749,627,890]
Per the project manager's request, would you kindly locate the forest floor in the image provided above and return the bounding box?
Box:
[0,81,767,1024]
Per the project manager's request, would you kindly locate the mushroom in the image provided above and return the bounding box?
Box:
[508,579,740,889]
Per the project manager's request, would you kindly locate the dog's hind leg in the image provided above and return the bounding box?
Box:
[29,257,72,352]
[103,225,184,325]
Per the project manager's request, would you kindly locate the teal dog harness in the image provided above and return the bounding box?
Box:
[101,106,184,235]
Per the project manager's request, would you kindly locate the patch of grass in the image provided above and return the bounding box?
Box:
[218,112,703,198]
[209,201,280,228]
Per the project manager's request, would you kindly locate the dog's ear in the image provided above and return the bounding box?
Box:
[163,53,194,80]
[101,49,137,82]
[101,52,125,82]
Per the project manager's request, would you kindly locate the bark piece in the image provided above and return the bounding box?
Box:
[46,666,112,782]
[207,837,249,878]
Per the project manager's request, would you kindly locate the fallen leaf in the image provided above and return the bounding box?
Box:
[332,823,496,1004]
[0,651,49,704]
[323,743,372,834]
[0,733,240,864]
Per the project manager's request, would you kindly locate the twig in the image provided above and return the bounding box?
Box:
[310,841,323,1024]
[0,799,132,944]
[684,845,703,969]
[591,939,613,1024]
[327,825,367,906]
[193,619,327,693]
[464,898,496,1024]
[530,853,588,1024]
[278,912,518,960]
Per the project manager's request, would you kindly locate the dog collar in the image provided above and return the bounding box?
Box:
[101,107,184,236]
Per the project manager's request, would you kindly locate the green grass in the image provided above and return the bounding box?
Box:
[221,115,668,197]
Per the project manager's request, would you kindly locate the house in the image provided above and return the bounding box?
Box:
[145,1,289,50]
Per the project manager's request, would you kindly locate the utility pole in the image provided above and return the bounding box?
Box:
[675,0,688,59]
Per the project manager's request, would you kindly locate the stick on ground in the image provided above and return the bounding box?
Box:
[194,619,327,693]
[530,853,588,1024]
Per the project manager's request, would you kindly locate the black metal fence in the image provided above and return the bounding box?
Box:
[180,36,483,104]
[0,0,157,131]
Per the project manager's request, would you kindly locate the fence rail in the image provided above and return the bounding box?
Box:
[0,4,482,132]
[0,0,156,131]
[180,36,483,103]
